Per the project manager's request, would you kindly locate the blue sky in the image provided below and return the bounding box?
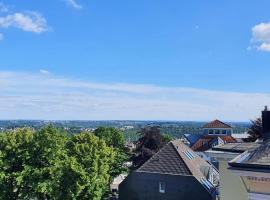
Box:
[0,0,270,120]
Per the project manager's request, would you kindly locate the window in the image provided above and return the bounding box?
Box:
[184,150,195,160]
[159,182,166,193]
[222,130,227,134]
[208,130,214,134]
[214,130,220,134]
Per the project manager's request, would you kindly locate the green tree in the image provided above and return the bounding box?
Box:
[94,127,128,178]
[0,128,34,200]
[0,126,116,200]
[62,132,115,200]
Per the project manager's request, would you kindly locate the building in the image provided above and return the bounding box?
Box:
[205,142,261,200]
[184,119,236,152]
[228,107,270,200]
[119,140,219,200]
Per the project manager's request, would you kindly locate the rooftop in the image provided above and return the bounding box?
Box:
[137,141,192,175]
[229,140,270,169]
[203,119,232,129]
[212,142,261,153]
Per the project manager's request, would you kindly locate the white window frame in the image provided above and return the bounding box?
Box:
[159,182,166,193]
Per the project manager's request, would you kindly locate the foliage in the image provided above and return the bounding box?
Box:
[0,126,116,200]
[245,118,263,142]
[131,126,170,169]
[94,127,129,178]
[63,132,115,200]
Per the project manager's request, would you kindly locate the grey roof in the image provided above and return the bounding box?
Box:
[243,140,270,166]
[212,142,261,153]
[137,142,192,175]
[137,140,219,195]
[229,140,270,169]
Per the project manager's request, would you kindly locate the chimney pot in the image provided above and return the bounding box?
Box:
[265,106,268,111]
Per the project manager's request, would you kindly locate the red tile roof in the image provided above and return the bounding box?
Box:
[203,119,232,129]
[191,135,237,151]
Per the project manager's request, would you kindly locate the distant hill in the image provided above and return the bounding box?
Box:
[0,120,250,141]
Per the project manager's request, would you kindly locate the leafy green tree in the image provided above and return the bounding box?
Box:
[94,127,128,178]
[0,126,116,200]
[62,132,115,200]
[162,133,174,143]
[0,128,34,200]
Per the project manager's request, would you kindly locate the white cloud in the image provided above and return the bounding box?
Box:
[39,69,51,75]
[257,42,270,52]
[0,33,3,40]
[64,0,83,9]
[0,2,8,13]
[251,22,270,52]
[0,12,49,33]
[0,71,268,121]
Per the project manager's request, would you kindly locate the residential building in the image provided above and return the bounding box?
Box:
[184,119,236,152]
[228,107,270,200]
[205,142,261,200]
[119,140,219,200]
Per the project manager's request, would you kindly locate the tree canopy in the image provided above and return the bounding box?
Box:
[245,118,263,142]
[94,127,129,178]
[0,126,117,200]
[131,126,172,169]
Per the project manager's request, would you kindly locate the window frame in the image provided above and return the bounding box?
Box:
[159,182,166,193]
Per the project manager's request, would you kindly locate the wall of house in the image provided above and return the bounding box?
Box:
[119,172,214,200]
[219,160,248,200]
[203,128,232,136]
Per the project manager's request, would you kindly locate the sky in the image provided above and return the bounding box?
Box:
[0,0,270,121]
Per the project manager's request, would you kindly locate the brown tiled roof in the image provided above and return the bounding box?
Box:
[191,135,237,151]
[203,119,232,129]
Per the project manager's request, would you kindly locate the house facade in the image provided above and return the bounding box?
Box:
[119,140,219,200]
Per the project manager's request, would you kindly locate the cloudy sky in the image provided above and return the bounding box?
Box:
[0,0,270,121]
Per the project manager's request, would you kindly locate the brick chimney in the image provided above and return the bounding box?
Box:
[262,106,270,141]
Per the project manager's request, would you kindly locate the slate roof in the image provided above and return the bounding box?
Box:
[137,142,192,175]
[203,119,232,129]
[136,140,219,195]
[137,140,216,178]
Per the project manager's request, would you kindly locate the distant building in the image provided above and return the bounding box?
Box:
[228,107,270,200]
[184,119,237,152]
[119,140,219,200]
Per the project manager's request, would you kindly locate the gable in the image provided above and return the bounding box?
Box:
[137,142,191,175]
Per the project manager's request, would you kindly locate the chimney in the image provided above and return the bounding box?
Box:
[262,106,270,141]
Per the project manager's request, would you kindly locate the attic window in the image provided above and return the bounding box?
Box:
[159,182,166,193]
